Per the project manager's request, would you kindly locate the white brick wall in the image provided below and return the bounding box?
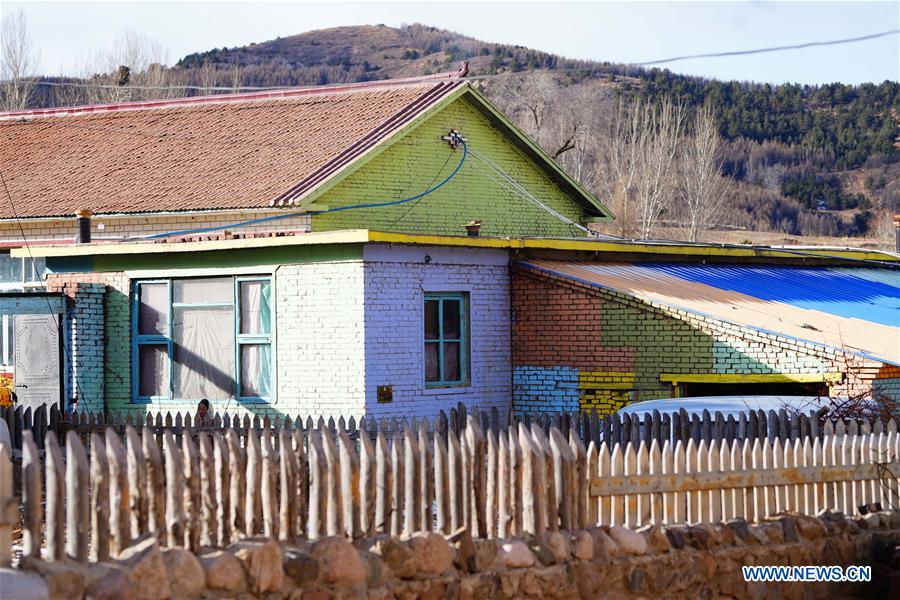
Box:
[361,244,512,421]
[275,260,367,418]
[273,245,512,422]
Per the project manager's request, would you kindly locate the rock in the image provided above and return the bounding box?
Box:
[627,568,644,593]
[780,516,800,543]
[83,563,135,600]
[641,526,671,553]
[665,527,686,549]
[20,558,85,600]
[283,549,319,587]
[496,541,535,569]
[118,534,171,600]
[528,538,557,566]
[372,537,416,578]
[725,519,751,542]
[608,526,647,555]
[544,531,570,562]
[683,526,712,550]
[890,511,900,529]
[571,531,593,560]
[360,552,387,588]
[472,539,497,572]
[229,538,284,594]
[863,512,881,528]
[448,528,477,573]
[591,528,620,558]
[199,550,247,593]
[311,536,366,586]
[760,523,784,544]
[796,516,828,540]
[0,568,49,600]
[161,548,204,599]
[408,532,454,576]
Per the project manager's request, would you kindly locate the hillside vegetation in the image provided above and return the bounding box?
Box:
[33,24,900,244]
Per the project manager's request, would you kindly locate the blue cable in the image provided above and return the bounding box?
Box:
[138,141,468,241]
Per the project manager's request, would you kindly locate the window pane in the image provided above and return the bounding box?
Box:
[240,344,272,397]
[138,283,168,335]
[173,278,232,305]
[139,345,169,397]
[443,342,461,382]
[425,342,440,382]
[173,306,235,400]
[0,253,22,284]
[25,257,45,282]
[240,280,271,335]
[424,300,439,340]
[442,300,461,339]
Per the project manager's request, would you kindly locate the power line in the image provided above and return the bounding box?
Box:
[633,29,900,67]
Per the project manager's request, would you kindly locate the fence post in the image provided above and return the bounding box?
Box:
[360,422,376,536]
[163,431,184,549]
[226,429,246,543]
[261,430,278,541]
[45,431,66,561]
[106,429,129,556]
[125,427,148,539]
[143,428,165,540]
[182,433,201,551]
[198,433,218,547]
[278,430,295,543]
[213,433,232,544]
[91,433,110,560]
[21,431,41,558]
[403,425,419,535]
[0,444,12,567]
[419,420,433,534]
[245,429,262,538]
[66,431,90,561]
[339,430,360,538]
[374,428,391,535]
[307,428,327,539]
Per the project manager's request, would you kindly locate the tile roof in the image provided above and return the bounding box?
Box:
[518,260,900,365]
[0,76,463,218]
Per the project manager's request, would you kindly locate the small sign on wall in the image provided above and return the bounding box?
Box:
[377,385,393,403]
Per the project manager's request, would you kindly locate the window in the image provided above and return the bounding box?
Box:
[0,252,46,289]
[132,277,272,403]
[424,292,468,387]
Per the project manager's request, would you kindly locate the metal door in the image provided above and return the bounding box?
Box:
[13,313,62,412]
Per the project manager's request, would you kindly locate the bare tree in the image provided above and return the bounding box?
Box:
[1,9,39,111]
[228,60,242,93]
[679,103,730,242]
[595,97,644,237]
[196,60,218,93]
[634,97,686,240]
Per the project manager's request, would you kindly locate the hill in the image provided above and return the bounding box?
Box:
[33,24,900,245]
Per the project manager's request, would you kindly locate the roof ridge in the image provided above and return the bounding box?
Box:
[0,69,467,121]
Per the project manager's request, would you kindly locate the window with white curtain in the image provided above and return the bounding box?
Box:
[132,276,273,403]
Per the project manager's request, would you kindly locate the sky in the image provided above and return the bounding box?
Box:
[5,0,899,85]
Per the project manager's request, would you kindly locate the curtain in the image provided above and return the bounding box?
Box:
[173,305,235,400]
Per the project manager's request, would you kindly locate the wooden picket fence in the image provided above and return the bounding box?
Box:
[3,401,897,455]
[2,408,899,568]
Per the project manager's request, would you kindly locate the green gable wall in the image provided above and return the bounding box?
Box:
[309,95,589,238]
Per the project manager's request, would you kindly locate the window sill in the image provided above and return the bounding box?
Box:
[422,385,472,397]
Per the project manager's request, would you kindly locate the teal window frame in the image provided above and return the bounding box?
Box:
[131,276,273,404]
[424,292,469,388]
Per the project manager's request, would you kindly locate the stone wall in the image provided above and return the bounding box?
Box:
[5,511,899,599]
[511,265,897,416]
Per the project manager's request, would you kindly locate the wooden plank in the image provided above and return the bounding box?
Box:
[322,426,342,537]
[360,421,376,536]
[214,433,232,544]
[226,429,246,543]
[163,431,185,549]
[390,428,404,537]
[403,425,419,535]
[307,428,327,539]
[375,428,391,535]
[105,429,129,556]
[245,429,262,538]
[142,428,165,540]
[0,445,12,567]
[125,426,148,539]
[418,420,433,534]
[66,431,90,561]
[339,430,360,538]
[45,430,66,560]
[261,430,278,540]
[91,433,111,560]
[198,433,218,547]
[278,430,295,543]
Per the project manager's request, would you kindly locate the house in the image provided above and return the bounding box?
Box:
[2,72,897,420]
[0,72,611,402]
[12,231,900,421]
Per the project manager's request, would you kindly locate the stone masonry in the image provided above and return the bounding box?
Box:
[6,511,900,599]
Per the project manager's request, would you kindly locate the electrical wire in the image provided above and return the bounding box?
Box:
[0,170,84,407]
[136,140,467,240]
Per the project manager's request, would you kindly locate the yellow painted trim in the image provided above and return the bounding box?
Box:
[659,372,844,385]
[13,228,900,262]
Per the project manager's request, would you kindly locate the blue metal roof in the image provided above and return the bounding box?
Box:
[643,264,900,328]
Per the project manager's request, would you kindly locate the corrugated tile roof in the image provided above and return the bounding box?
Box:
[0,77,463,218]
[519,260,900,365]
